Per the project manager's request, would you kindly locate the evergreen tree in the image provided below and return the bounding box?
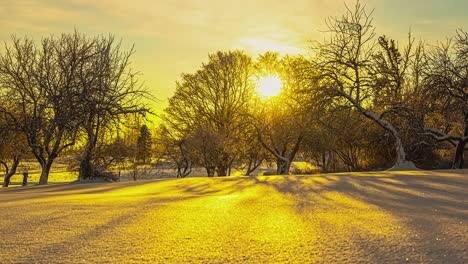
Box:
[137,125,152,163]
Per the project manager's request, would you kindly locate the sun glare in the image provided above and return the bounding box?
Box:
[257,75,283,97]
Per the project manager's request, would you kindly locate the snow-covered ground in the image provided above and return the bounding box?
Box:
[0,170,466,263]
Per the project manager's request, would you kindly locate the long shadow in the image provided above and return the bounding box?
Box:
[3,171,466,220]
[338,173,467,219]
[158,172,466,263]
[1,171,466,263]
[220,172,468,219]
[3,192,201,264]
[234,171,467,263]
[0,179,174,204]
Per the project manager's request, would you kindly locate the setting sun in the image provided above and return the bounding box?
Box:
[257,75,283,97]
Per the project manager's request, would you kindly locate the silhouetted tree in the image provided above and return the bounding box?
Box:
[74,34,148,180]
[137,125,152,163]
[255,53,318,174]
[423,30,468,168]
[0,34,84,184]
[0,119,28,187]
[164,50,254,176]
[158,124,193,178]
[312,1,421,169]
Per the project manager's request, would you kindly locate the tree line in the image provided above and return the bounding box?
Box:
[0,31,149,186]
[0,1,466,185]
[159,1,466,177]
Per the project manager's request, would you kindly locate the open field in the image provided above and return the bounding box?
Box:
[0,170,467,263]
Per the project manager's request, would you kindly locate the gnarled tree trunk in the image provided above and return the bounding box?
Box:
[1,157,20,187]
[276,158,291,175]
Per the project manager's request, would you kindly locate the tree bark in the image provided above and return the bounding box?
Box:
[276,158,291,175]
[452,121,467,169]
[38,160,53,185]
[216,165,228,177]
[359,106,413,169]
[206,166,215,177]
[79,147,95,180]
[2,157,20,187]
[79,127,97,180]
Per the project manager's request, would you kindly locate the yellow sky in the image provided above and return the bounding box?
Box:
[0,0,467,112]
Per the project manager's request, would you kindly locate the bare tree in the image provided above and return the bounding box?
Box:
[257,103,305,175]
[255,53,318,175]
[0,118,29,187]
[158,124,193,178]
[312,1,420,169]
[74,35,148,180]
[164,50,254,176]
[0,34,86,184]
[423,30,468,168]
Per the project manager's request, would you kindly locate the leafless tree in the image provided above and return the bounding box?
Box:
[312,1,421,169]
[164,50,254,176]
[158,124,193,178]
[0,34,86,184]
[73,34,148,180]
[423,30,468,168]
[257,103,305,174]
[0,116,29,187]
[255,53,318,175]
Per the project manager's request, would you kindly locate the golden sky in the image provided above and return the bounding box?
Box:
[0,0,467,111]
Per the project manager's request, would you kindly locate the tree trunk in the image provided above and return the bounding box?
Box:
[452,142,465,169]
[336,89,415,170]
[360,108,416,170]
[38,160,53,185]
[79,131,96,180]
[393,136,407,165]
[216,165,228,177]
[80,118,102,180]
[245,159,254,176]
[206,166,215,177]
[453,121,467,169]
[79,151,94,180]
[246,158,262,176]
[276,158,291,175]
[22,172,28,186]
[176,160,192,178]
[216,153,230,177]
[2,158,20,187]
[322,152,327,172]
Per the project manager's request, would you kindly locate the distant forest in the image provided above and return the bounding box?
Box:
[0,1,466,186]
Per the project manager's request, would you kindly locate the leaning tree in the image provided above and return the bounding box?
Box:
[311,1,424,169]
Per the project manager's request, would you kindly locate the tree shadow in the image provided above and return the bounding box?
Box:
[0,170,466,263]
[0,179,173,203]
